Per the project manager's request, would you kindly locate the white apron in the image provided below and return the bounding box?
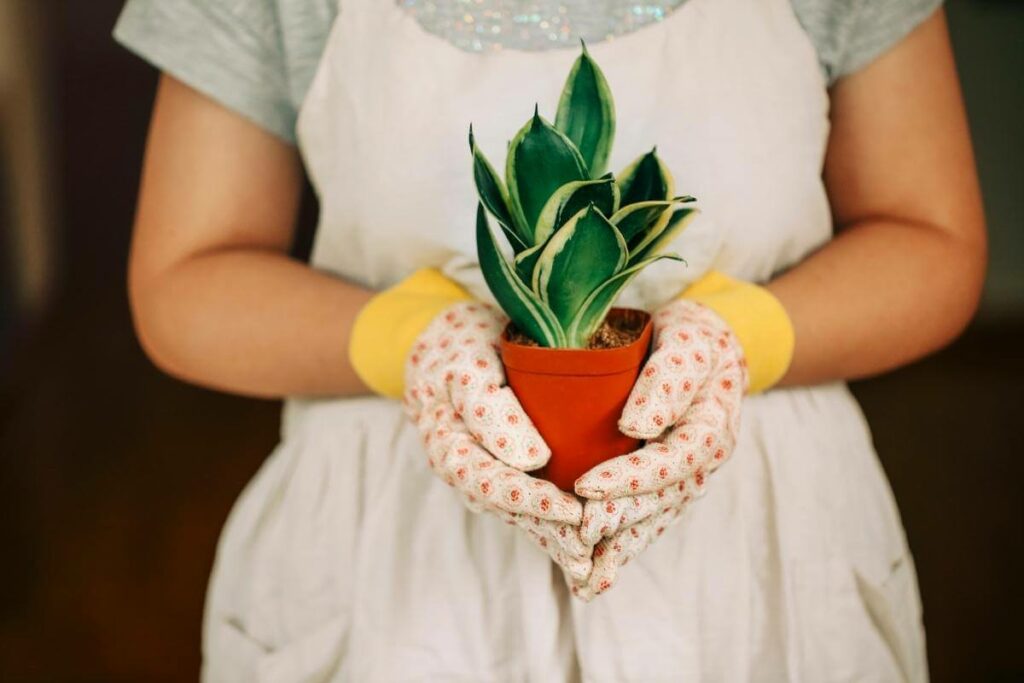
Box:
[201,0,928,680]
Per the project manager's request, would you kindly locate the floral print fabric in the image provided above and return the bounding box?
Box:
[405,298,748,599]
[569,299,745,598]
[403,302,593,581]
[571,298,748,598]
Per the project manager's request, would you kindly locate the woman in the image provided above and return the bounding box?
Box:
[116,0,985,680]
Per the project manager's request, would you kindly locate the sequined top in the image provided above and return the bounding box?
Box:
[114,0,943,142]
[396,0,685,52]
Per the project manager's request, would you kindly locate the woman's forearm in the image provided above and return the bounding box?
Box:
[133,219,984,398]
[129,77,375,399]
[768,216,986,387]
[131,247,373,399]
[769,11,987,388]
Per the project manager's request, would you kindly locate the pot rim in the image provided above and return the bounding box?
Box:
[500,308,652,376]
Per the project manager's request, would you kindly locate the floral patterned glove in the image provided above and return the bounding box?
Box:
[404,301,593,581]
[570,298,748,599]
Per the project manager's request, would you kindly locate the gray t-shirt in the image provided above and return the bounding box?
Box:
[114,0,942,144]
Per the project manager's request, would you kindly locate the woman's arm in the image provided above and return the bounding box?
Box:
[129,75,373,398]
[768,9,986,386]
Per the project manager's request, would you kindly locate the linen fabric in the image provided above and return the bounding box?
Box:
[121,0,929,679]
[113,0,944,144]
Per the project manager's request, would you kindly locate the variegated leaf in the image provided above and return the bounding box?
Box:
[506,109,589,243]
[628,207,699,266]
[616,148,674,206]
[566,254,684,347]
[555,43,615,178]
[469,125,529,252]
[475,204,565,347]
[534,205,627,339]
[533,176,619,246]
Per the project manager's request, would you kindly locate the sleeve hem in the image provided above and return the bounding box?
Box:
[832,0,944,84]
[113,2,298,144]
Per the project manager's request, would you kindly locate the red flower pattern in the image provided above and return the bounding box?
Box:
[404,302,592,581]
[405,299,748,600]
[570,298,748,600]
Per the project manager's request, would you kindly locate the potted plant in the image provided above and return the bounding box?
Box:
[470,44,698,492]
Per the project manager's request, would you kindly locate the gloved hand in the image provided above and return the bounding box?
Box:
[569,272,795,599]
[404,301,593,580]
[350,269,592,581]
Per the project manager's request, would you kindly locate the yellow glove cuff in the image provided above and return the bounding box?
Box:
[349,268,472,398]
[682,271,795,394]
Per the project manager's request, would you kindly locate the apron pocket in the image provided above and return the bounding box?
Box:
[791,557,915,682]
[205,615,349,683]
[852,555,928,683]
[203,617,270,683]
[257,615,349,683]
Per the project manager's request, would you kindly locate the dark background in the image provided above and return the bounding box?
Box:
[1,1,1022,681]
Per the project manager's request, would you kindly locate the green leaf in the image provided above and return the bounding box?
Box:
[533,176,619,246]
[534,205,627,338]
[628,207,699,266]
[601,171,621,214]
[616,148,674,206]
[555,43,616,178]
[513,241,545,285]
[609,200,679,245]
[476,204,565,347]
[506,108,589,243]
[469,126,528,252]
[566,254,684,347]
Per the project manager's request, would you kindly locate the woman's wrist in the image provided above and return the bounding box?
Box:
[680,271,795,394]
[348,268,473,398]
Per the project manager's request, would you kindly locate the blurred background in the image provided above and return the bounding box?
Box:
[0,1,1021,680]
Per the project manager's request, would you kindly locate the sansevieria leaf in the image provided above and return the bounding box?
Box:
[506,109,588,243]
[514,173,620,283]
[513,241,545,285]
[555,43,616,178]
[616,148,674,206]
[610,200,678,245]
[533,175,619,246]
[475,204,565,347]
[469,126,528,252]
[628,207,699,266]
[566,253,684,347]
[469,45,696,348]
[611,194,696,246]
[534,205,627,338]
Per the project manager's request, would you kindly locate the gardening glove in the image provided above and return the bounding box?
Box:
[403,298,593,580]
[351,269,592,579]
[349,268,475,399]
[570,271,795,599]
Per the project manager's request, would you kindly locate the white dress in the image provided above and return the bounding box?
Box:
[201,0,928,680]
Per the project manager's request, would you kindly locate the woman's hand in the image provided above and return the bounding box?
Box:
[404,301,593,581]
[571,299,747,598]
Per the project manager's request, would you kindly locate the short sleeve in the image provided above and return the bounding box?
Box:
[792,0,944,86]
[114,0,297,142]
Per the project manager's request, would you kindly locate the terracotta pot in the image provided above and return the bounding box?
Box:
[499,308,653,493]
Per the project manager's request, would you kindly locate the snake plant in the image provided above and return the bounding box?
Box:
[472,44,698,349]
